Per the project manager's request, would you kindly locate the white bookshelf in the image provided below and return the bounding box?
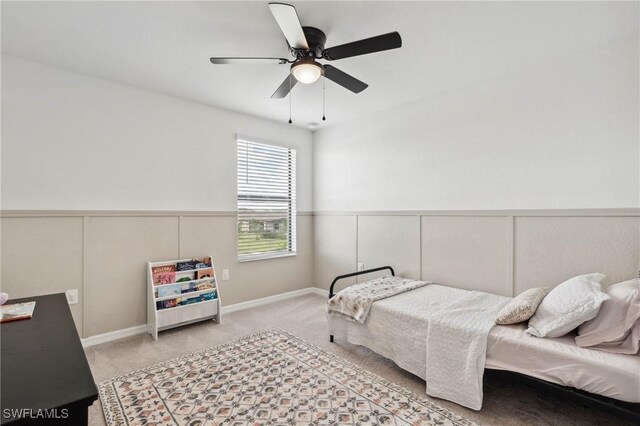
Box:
[147,256,222,340]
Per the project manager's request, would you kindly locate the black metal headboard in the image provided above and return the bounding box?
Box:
[328,266,395,299]
[328,266,394,343]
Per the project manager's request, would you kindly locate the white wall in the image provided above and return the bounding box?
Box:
[0,56,315,338]
[1,55,313,211]
[312,35,639,294]
[313,36,639,211]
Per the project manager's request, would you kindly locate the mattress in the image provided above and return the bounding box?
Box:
[327,284,640,403]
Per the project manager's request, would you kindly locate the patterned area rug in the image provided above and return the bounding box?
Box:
[99,329,475,425]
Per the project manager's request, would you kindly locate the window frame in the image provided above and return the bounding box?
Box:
[236,135,297,262]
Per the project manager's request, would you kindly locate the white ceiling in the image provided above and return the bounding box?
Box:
[2,1,638,129]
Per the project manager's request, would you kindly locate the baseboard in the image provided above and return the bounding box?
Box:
[221,287,321,314]
[81,286,325,348]
[81,324,148,348]
[308,287,329,297]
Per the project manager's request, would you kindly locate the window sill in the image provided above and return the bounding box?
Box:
[237,252,297,263]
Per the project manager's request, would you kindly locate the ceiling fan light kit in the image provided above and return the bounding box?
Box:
[291,58,323,84]
[210,2,402,124]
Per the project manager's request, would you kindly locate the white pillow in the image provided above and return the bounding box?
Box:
[575,278,640,354]
[526,273,609,338]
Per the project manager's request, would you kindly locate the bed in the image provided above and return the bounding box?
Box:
[327,267,640,420]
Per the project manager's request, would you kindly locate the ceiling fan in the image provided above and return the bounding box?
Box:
[210,2,402,99]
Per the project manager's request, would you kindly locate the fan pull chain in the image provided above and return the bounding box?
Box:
[288,76,292,124]
[322,75,326,121]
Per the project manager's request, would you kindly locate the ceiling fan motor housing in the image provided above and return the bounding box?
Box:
[299,27,326,57]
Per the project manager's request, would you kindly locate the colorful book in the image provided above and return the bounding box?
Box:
[195,279,215,291]
[0,301,36,323]
[180,282,197,294]
[176,258,212,271]
[157,286,181,298]
[201,291,217,301]
[195,257,212,267]
[176,260,198,271]
[156,298,181,310]
[152,265,176,285]
[175,271,195,283]
[196,268,214,279]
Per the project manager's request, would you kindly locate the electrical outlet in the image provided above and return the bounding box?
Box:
[222,269,230,281]
[357,263,365,272]
[65,289,78,305]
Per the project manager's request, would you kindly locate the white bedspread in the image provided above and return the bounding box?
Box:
[425,291,509,410]
[327,282,509,409]
[328,285,640,405]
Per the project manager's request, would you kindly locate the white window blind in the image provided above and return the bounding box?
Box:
[237,137,296,260]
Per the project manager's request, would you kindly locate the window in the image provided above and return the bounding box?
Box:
[237,137,296,261]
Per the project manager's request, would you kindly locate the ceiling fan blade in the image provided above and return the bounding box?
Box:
[323,65,368,94]
[271,74,298,99]
[322,32,402,61]
[268,3,309,50]
[210,57,289,65]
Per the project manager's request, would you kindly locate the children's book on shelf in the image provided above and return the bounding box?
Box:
[195,257,212,267]
[152,265,176,285]
[154,278,216,298]
[175,271,195,282]
[201,291,217,301]
[175,257,212,272]
[155,290,217,310]
[157,286,181,298]
[196,268,214,279]
[180,281,197,294]
[157,298,180,310]
[0,301,36,323]
[195,279,215,291]
[176,260,198,271]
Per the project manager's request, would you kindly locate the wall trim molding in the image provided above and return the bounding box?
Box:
[221,287,319,314]
[3,209,637,218]
[308,287,329,297]
[312,208,640,217]
[1,210,314,218]
[81,324,148,348]
[81,286,324,347]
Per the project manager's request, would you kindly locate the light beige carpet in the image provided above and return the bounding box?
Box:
[98,329,475,425]
[85,293,632,426]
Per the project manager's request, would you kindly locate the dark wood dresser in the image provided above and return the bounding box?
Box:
[1,293,98,425]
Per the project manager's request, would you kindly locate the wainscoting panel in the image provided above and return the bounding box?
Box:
[514,216,640,293]
[236,215,314,303]
[357,215,421,281]
[421,216,512,296]
[2,209,637,339]
[1,212,315,338]
[179,216,238,303]
[0,217,84,334]
[84,216,180,336]
[180,215,314,306]
[316,211,638,298]
[313,215,357,292]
